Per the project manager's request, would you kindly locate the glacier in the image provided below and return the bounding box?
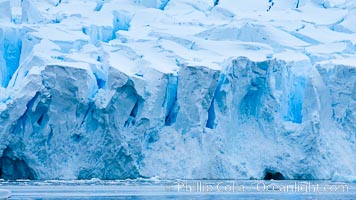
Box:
[0,0,355,181]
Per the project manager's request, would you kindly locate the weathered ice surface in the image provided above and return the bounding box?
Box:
[0,0,355,181]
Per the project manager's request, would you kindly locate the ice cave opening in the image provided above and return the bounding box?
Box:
[263,169,285,180]
[0,148,35,180]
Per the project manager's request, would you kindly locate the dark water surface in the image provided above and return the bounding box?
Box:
[0,179,355,199]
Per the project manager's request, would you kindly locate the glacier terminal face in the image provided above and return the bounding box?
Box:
[0,0,355,181]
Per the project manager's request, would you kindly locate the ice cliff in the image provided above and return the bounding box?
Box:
[0,0,355,181]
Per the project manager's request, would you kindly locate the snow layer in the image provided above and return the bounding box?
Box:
[0,0,355,181]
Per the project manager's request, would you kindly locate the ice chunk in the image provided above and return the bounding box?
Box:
[0,189,11,199]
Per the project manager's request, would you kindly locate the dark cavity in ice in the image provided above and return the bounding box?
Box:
[0,147,35,180]
[263,169,285,180]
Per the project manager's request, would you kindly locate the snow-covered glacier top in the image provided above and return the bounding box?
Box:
[0,0,355,182]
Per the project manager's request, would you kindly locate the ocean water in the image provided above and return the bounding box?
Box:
[0,179,355,199]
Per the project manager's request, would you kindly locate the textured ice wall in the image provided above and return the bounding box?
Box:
[0,57,354,180]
